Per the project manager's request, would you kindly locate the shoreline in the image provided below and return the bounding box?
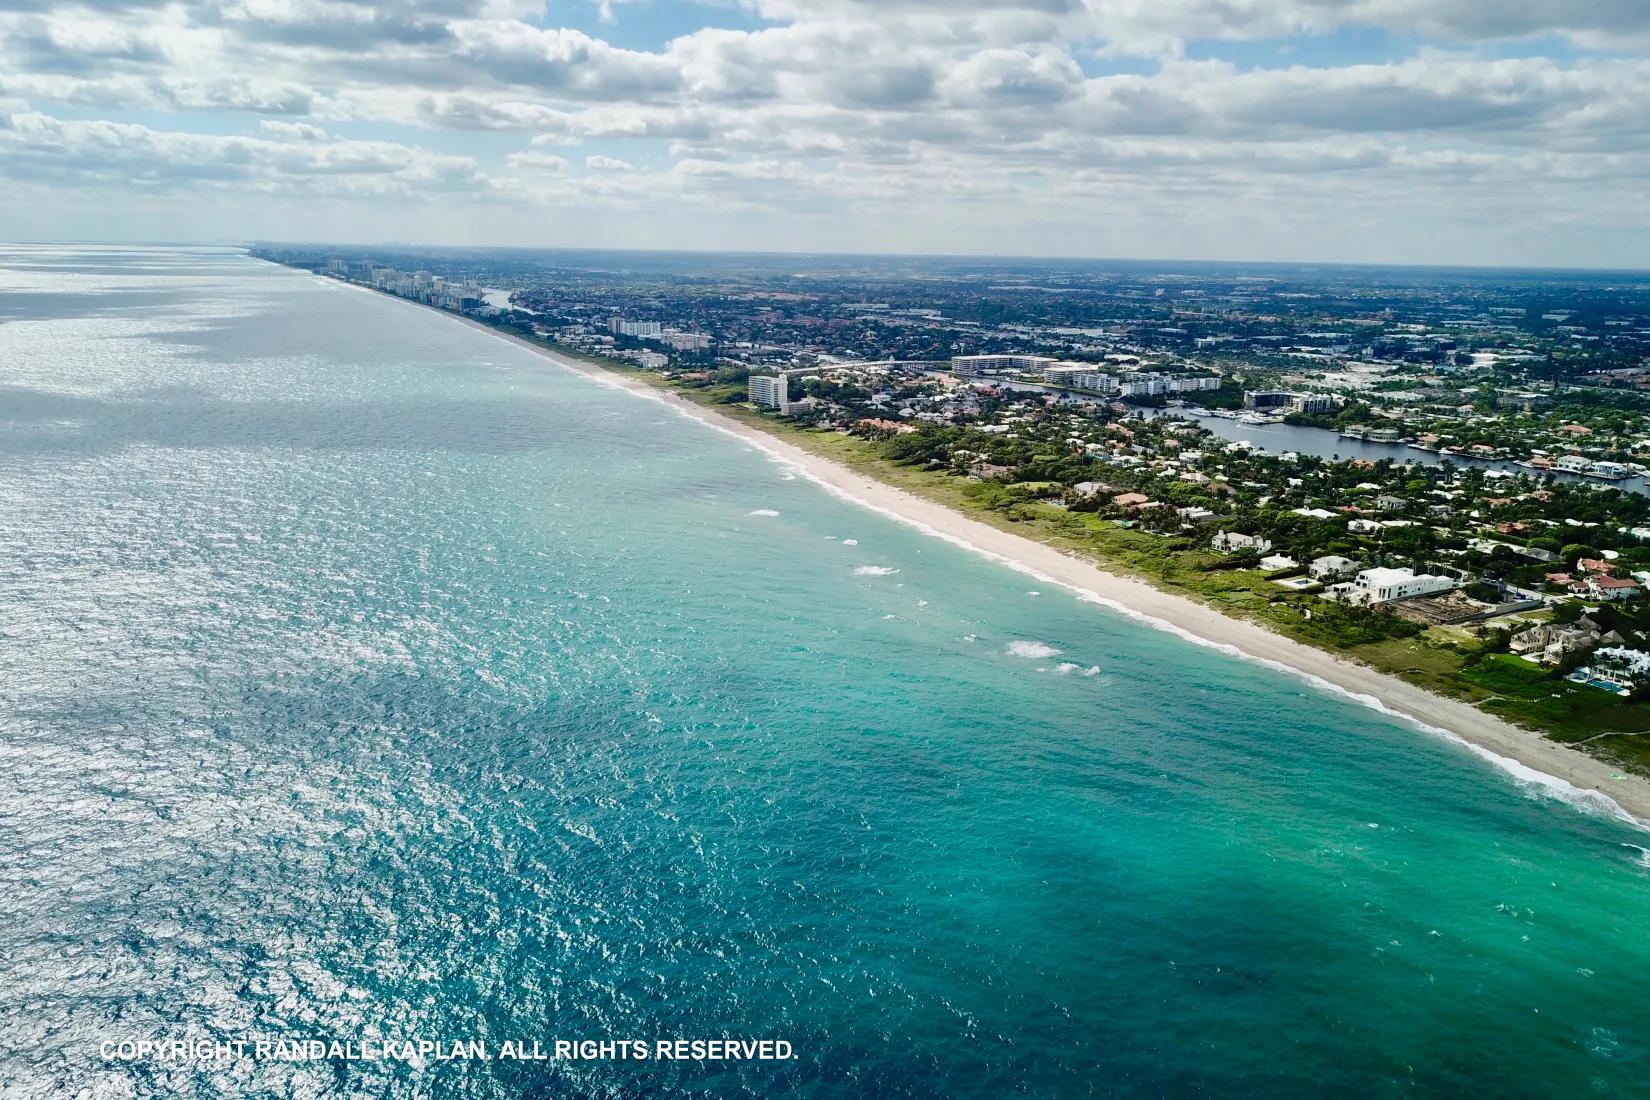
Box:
[331,275,1650,826]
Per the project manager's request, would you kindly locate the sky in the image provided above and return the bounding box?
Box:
[4,0,1650,267]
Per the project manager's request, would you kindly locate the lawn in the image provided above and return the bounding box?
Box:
[1458,653,1650,748]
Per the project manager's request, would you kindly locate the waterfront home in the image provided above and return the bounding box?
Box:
[1309,555,1361,581]
[1569,647,1650,695]
[856,417,917,435]
[1334,567,1455,605]
[1211,531,1274,554]
[1260,554,1300,572]
[1510,621,1609,664]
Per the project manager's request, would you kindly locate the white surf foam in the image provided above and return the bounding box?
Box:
[1007,641,1061,659]
[450,310,1648,832]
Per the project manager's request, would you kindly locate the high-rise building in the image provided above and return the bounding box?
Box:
[1244,390,1295,410]
[1119,376,1167,397]
[1042,364,1109,391]
[663,331,711,351]
[1168,376,1221,393]
[748,375,788,409]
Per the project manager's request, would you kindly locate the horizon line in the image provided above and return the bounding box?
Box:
[10,238,1650,278]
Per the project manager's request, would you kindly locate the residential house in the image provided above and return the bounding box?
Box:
[1587,575,1641,602]
[1309,555,1361,580]
[1335,567,1455,604]
[1211,531,1274,554]
[1510,621,1605,664]
[1571,647,1650,695]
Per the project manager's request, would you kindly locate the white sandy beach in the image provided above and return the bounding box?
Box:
[414,296,1650,826]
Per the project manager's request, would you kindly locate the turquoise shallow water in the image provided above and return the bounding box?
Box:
[1,246,1648,1098]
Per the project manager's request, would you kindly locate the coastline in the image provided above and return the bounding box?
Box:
[331,276,1650,826]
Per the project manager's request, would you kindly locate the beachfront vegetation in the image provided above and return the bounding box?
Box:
[266,247,1650,778]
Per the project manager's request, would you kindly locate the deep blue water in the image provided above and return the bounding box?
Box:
[1,245,1647,1099]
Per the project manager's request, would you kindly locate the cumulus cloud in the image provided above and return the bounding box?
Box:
[2,0,1650,262]
[505,150,567,172]
[0,110,483,195]
[260,118,330,141]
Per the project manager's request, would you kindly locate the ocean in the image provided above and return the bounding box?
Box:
[1,245,1647,1098]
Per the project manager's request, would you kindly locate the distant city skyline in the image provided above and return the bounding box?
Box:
[238,241,1650,275]
[7,1,1650,267]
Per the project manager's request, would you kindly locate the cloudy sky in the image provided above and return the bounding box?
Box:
[4,0,1650,266]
